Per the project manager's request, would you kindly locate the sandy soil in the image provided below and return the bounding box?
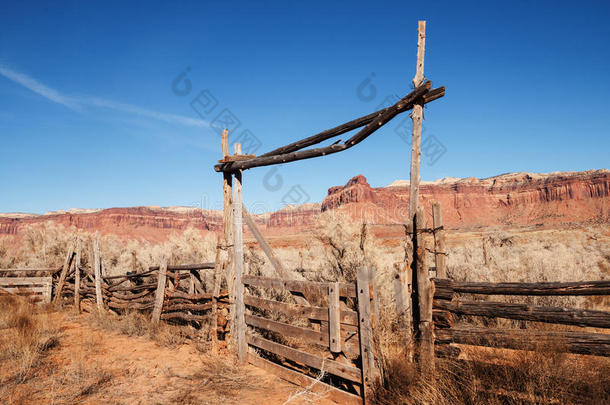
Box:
[0,311,332,405]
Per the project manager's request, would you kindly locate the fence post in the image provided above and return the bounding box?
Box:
[53,240,75,303]
[432,201,447,279]
[211,235,223,352]
[93,233,104,311]
[74,238,81,312]
[357,266,375,403]
[328,282,341,353]
[151,256,168,324]
[414,207,434,373]
[233,142,247,362]
[221,129,235,341]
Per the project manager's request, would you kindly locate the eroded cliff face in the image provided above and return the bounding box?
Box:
[321,170,610,228]
[0,170,607,240]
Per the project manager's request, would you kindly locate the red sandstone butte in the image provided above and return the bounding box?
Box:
[0,170,607,241]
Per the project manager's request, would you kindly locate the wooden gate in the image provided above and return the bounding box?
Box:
[237,266,378,404]
[0,276,52,304]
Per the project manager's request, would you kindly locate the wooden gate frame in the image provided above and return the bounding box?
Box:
[212,20,443,404]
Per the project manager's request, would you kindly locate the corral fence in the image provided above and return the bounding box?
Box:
[432,278,610,357]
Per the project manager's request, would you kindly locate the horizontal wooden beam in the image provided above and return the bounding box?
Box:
[244,295,358,325]
[248,354,362,405]
[243,275,356,298]
[434,298,610,328]
[0,277,52,285]
[247,334,362,383]
[436,326,610,357]
[160,312,209,322]
[0,268,59,273]
[434,278,610,296]
[149,263,215,271]
[245,313,360,356]
[215,82,440,172]
[260,85,444,158]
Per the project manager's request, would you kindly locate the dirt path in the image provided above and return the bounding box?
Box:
[2,312,331,404]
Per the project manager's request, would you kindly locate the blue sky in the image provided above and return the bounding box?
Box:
[1,1,609,214]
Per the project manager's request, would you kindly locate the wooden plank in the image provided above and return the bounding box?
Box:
[218,154,256,163]
[245,313,359,356]
[408,21,426,220]
[74,238,81,312]
[0,286,50,293]
[93,233,104,310]
[53,240,75,303]
[434,278,610,296]
[328,282,341,353]
[233,146,247,363]
[244,295,358,325]
[247,334,362,383]
[434,299,610,328]
[211,235,223,352]
[431,201,447,278]
[0,277,55,285]
[0,268,58,273]
[414,206,434,369]
[436,326,610,357]
[147,263,215,272]
[222,132,235,342]
[215,82,433,173]
[151,257,168,324]
[248,354,362,405]
[357,266,374,401]
[243,275,357,298]
[393,262,412,328]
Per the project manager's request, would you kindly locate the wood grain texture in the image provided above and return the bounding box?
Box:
[357,266,375,401]
[431,201,447,278]
[151,257,167,323]
[93,233,104,310]
[244,295,358,325]
[433,278,610,296]
[243,275,357,298]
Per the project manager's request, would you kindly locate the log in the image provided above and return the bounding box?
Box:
[243,275,357,298]
[247,334,362,383]
[435,326,610,357]
[108,301,155,310]
[160,312,209,322]
[433,278,610,296]
[163,302,213,312]
[107,282,157,292]
[260,86,444,158]
[214,82,435,172]
[434,298,610,328]
[54,241,75,303]
[245,313,359,356]
[74,238,81,312]
[148,263,215,272]
[244,295,358,325]
[93,233,103,310]
[248,354,362,405]
[151,257,167,324]
[233,147,247,363]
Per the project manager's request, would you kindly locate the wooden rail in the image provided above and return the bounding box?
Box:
[434,278,610,297]
[0,277,52,303]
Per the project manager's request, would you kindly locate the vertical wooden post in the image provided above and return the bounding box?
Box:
[328,282,341,353]
[53,240,75,303]
[211,235,223,352]
[432,201,447,279]
[233,142,247,362]
[221,129,235,339]
[74,238,81,312]
[414,207,434,372]
[409,20,426,221]
[357,266,375,404]
[152,256,168,324]
[93,232,104,311]
[393,262,412,328]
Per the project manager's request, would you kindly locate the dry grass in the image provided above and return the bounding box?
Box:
[88,309,193,348]
[0,294,59,383]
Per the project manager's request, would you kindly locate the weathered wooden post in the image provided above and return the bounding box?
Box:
[233,142,247,362]
[357,266,376,404]
[93,232,104,311]
[54,240,75,303]
[414,207,434,372]
[74,237,81,312]
[409,20,426,221]
[221,129,235,338]
[432,201,447,278]
[328,282,341,353]
[211,235,223,352]
[151,256,168,324]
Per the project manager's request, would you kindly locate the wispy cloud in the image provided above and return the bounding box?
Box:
[0,65,81,110]
[0,64,209,129]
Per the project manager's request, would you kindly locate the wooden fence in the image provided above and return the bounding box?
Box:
[239,267,378,405]
[0,273,52,303]
[432,278,610,357]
